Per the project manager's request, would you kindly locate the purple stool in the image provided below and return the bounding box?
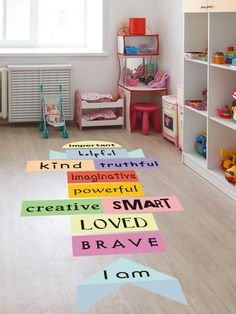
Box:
[131,103,161,135]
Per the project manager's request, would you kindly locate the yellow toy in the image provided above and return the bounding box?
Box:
[220,148,236,170]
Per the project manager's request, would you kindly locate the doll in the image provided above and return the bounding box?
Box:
[45,101,61,123]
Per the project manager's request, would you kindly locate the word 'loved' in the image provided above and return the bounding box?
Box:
[71,213,158,235]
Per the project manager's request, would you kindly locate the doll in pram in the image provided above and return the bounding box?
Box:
[38,85,69,138]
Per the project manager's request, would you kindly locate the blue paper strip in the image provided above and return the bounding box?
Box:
[77,258,187,313]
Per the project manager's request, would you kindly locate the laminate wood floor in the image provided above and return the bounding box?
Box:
[0,124,235,314]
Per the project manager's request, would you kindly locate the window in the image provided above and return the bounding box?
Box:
[0,0,104,52]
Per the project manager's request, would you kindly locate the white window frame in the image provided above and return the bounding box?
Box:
[0,0,108,56]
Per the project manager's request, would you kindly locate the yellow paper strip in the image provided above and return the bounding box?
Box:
[68,182,144,198]
[71,213,159,235]
[63,141,122,149]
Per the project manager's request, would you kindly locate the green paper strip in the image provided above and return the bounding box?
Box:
[21,199,103,216]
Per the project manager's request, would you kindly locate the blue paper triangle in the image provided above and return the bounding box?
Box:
[77,283,123,313]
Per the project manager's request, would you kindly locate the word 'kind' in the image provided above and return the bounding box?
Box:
[27,160,95,172]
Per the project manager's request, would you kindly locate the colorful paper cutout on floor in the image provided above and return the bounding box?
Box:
[65,148,129,159]
[22,140,187,312]
[49,149,144,160]
[21,196,184,217]
[26,160,95,172]
[67,170,139,184]
[68,182,144,198]
[76,257,187,313]
[104,196,184,213]
[63,141,122,149]
[72,231,166,256]
[71,213,158,235]
[49,150,66,160]
[21,199,103,216]
[94,158,159,170]
[128,149,145,158]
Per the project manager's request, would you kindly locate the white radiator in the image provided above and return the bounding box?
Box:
[8,64,72,122]
[0,68,8,119]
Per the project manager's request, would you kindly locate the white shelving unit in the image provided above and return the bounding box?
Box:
[183,11,236,201]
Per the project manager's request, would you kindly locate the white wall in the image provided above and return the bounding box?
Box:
[0,0,183,95]
[0,0,159,94]
[156,0,183,94]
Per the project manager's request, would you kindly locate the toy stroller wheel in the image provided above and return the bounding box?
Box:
[63,130,69,138]
[43,130,49,138]
[38,123,44,132]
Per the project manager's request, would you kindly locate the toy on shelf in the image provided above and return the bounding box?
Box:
[220,148,236,170]
[231,59,236,67]
[185,88,207,111]
[232,89,236,122]
[202,88,207,100]
[225,166,236,184]
[118,23,129,35]
[225,46,235,64]
[184,51,207,62]
[214,52,224,64]
[186,100,207,110]
[217,105,232,118]
[220,148,236,186]
[195,132,207,158]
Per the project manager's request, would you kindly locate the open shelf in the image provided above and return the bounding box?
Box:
[183,151,207,168]
[185,105,208,117]
[81,116,124,127]
[210,116,236,130]
[209,168,235,190]
[185,58,208,66]
[210,63,236,72]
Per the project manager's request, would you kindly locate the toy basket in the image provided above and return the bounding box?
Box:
[127,79,138,87]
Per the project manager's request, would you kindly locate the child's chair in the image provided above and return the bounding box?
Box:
[131,102,161,135]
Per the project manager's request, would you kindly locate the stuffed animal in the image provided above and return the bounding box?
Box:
[118,23,128,35]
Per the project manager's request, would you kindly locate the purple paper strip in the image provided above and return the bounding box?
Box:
[94,158,159,170]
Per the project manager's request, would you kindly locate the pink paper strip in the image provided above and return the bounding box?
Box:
[72,231,166,256]
[103,196,183,214]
